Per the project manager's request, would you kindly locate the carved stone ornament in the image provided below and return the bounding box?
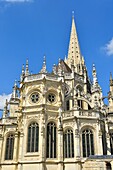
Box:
[75,129,79,135]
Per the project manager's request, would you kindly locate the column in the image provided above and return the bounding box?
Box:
[74,118,80,158]
[0,135,3,162]
[98,130,103,155]
[106,133,111,155]
[110,160,113,170]
[39,109,46,170]
[97,120,103,155]
[13,132,18,161]
[18,132,24,161]
[74,129,80,158]
[40,117,45,161]
[58,128,63,170]
[58,107,63,170]
[105,120,111,155]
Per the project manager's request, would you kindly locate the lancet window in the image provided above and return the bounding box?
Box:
[64,129,74,158]
[82,129,94,157]
[46,122,56,158]
[27,122,39,152]
[5,134,15,160]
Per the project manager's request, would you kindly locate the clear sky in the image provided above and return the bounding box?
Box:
[0,0,113,111]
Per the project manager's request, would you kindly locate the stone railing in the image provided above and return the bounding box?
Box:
[63,111,74,118]
[79,111,96,117]
[5,118,17,125]
[25,74,43,82]
[25,74,61,82]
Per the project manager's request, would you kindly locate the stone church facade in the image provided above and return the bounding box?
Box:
[0,15,113,170]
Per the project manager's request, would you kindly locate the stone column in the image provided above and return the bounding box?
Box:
[106,133,111,155]
[98,130,103,155]
[40,116,45,161]
[0,135,3,162]
[58,128,63,170]
[74,129,80,158]
[105,120,111,155]
[13,132,18,161]
[58,107,63,170]
[74,118,80,158]
[110,160,113,170]
[18,132,24,161]
[97,120,103,155]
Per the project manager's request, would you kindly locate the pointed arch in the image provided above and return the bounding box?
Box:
[5,134,15,160]
[64,129,74,158]
[46,122,57,158]
[82,129,94,157]
[27,122,39,152]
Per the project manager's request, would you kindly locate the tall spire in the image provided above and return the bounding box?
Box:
[40,56,47,73]
[66,12,82,73]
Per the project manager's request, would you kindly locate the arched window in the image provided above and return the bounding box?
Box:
[27,122,39,152]
[82,129,94,157]
[46,122,56,158]
[110,132,113,154]
[64,129,74,158]
[5,134,14,160]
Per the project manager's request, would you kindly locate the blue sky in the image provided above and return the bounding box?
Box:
[0,0,113,110]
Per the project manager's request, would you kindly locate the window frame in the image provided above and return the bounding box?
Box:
[27,122,39,153]
[64,129,74,158]
[82,129,94,157]
[46,122,57,158]
[5,134,15,160]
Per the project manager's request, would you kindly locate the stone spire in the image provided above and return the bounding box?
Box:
[110,72,113,86]
[25,59,30,76]
[92,64,98,86]
[3,99,8,118]
[20,64,25,81]
[66,12,82,73]
[57,58,62,76]
[11,80,18,99]
[40,56,47,73]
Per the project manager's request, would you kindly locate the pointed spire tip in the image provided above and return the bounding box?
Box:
[72,11,74,19]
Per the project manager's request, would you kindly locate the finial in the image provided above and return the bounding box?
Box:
[20,64,25,82]
[110,72,113,86]
[92,63,98,86]
[12,80,18,99]
[25,59,30,76]
[40,55,47,73]
[22,64,25,74]
[72,11,74,19]
[93,63,95,70]
[59,58,61,65]
[110,72,112,81]
[3,99,8,118]
[52,64,57,74]
[14,80,17,87]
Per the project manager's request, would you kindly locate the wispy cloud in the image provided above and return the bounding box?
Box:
[102,38,113,56]
[0,0,34,11]
[0,93,11,110]
[0,0,33,3]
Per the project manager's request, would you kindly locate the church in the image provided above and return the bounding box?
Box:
[0,14,113,170]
